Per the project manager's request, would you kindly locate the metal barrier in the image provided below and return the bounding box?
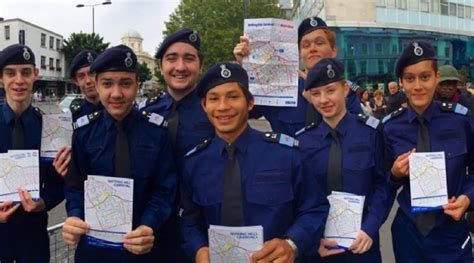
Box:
[48,223,75,262]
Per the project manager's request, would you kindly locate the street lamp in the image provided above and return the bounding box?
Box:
[76,0,112,34]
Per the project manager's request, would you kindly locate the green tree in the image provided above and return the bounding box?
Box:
[160,0,285,71]
[138,62,152,88]
[62,32,109,71]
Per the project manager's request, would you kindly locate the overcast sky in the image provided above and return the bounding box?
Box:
[0,0,180,55]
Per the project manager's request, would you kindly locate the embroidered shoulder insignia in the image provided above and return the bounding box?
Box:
[440,102,470,116]
[140,110,168,127]
[382,107,406,124]
[263,132,299,148]
[72,111,100,130]
[357,114,382,130]
[185,138,212,157]
[295,122,317,136]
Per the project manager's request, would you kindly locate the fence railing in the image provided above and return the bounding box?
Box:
[48,222,75,262]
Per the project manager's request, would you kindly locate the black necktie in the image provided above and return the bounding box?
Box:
[220,144,244,226]
[115,121,131,178]
[12,117,24,149]
[415,116,436,236]
[168,102,179,149]
[326,129,342,194]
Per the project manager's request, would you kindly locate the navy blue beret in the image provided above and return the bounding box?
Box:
[196,62,249,98]
[90,45,137,74]
[69,49,98,78]
[0,44,35,70]
[304,58,344,90]
[395,41,437,77]
[298,16,328,44]
[155,28,201,60]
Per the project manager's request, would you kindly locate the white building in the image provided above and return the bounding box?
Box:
[0,18,67,97]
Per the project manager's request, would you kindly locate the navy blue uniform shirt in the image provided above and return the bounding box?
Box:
[180,127,329,259]
[384,101,474,226]
[298,113,394,240]
[70,99,103,122]
[65,108,177,233]
[251,77,361,136]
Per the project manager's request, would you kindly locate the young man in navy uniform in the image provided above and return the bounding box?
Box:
[62,45,177,262]
[384,41,474,262]
[0,44,64,262]
[297,58,394,262]
[179,62,329,262]
[233,16,361,136]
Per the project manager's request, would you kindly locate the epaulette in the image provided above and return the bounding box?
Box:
[145,94,162,107]
[72,111,100,130]
[382,107,406,124]
[263,132,299,148]
[439,102,470,116]
[185,138,212,157]
[357,114,382,130]
[69,98,83,114]
[140,110,168,128]
[33,107,43,118]
[295,122,317,136]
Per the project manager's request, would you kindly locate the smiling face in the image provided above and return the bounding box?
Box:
[1,64,38,106]
[201,82,254,143]
[308,80,349,124]
[160,42,202,95]
[96,71,138,121]
[299,29,337,70]
[74,66,98,101]
[400,60,439,114]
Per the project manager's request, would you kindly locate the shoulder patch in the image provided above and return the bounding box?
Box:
[295,122,317,136]
[382,107,406,124]
[72,111,100,130]
[185,138,212,157]
[439,102,470,116]
[357,114,382,130]
[263,132,299,148]
[140,110,168,127]
[33,107,43,119]
[145,94,162,107]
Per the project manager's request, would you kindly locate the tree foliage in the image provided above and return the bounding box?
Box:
[160,0,285,71]
[62,32,110,69]
[138,62,152,87]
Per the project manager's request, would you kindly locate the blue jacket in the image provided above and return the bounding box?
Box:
[180,127,329,259]
[298,112,394,240]
[70,99,103,122]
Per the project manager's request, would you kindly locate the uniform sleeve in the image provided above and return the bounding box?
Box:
[139,132,177,231]
[284,150,329,256]
[346,89,362,115]
[40,159,65,211]
[462,118,474,207]
[64,131,87,219]
[361,131,396,239]
[179,165,208,260]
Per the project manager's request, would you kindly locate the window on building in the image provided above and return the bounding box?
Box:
[397,0,407,9]
[421,0,430,12]
[472,6,474,19]
[41,56,46,69]
[431,0,439,14]
[361,43,368,55]
[378,60,385,72]
[41,33,46,47]
[445,46,450,57]
[49,58,54,70]
[348,60,356,75]
[440,0,448,15]
[449,2,457,16]
[408,0,419,11]
[18,30,25,45]
[376,0,386,7]
[387,0,396,8]
[56,39,61,50]
[457,4,464,18]
[466,6,472,19]
[347,44,355,57]
[375,43,383,55]
[359,61,367,74]
[49,36,54,49]
[4,25,10,40]
[56,59,61,72]
[391,44,398,54]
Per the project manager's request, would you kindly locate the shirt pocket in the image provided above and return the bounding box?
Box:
[246,170,294,206]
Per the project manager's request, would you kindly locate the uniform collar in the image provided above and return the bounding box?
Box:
[407,101,436,123]
[319,112,351,139]
[166,89,199,111]
[216,125,253,157]
[103,108,137,131]
[2,103,36,126]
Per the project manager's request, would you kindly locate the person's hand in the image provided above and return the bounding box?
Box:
[298,69,308,80]
[0,200,20,223]
[318,238,345,257]
[233,36,249,65]
[124,225,155,255]
[62,217,89,245]
[444,195,471,221]
[53,146,71,178]
[195,246,210,263]
[391,149,415,180]
[348,230,373,254]
[250,238,295,263]
[18,188,45,212]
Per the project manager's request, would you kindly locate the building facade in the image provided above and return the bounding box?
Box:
[290,0,474,88]
[0,18,67,98]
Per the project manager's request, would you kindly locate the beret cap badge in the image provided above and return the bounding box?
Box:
[413,42,423,57]
[23,47,31,61]
[87,52,94,63]
[309,17,318,27]
[189,31,198,42]
[220,64,231,79]
[124,52,133,68]
[327,64,335,79]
